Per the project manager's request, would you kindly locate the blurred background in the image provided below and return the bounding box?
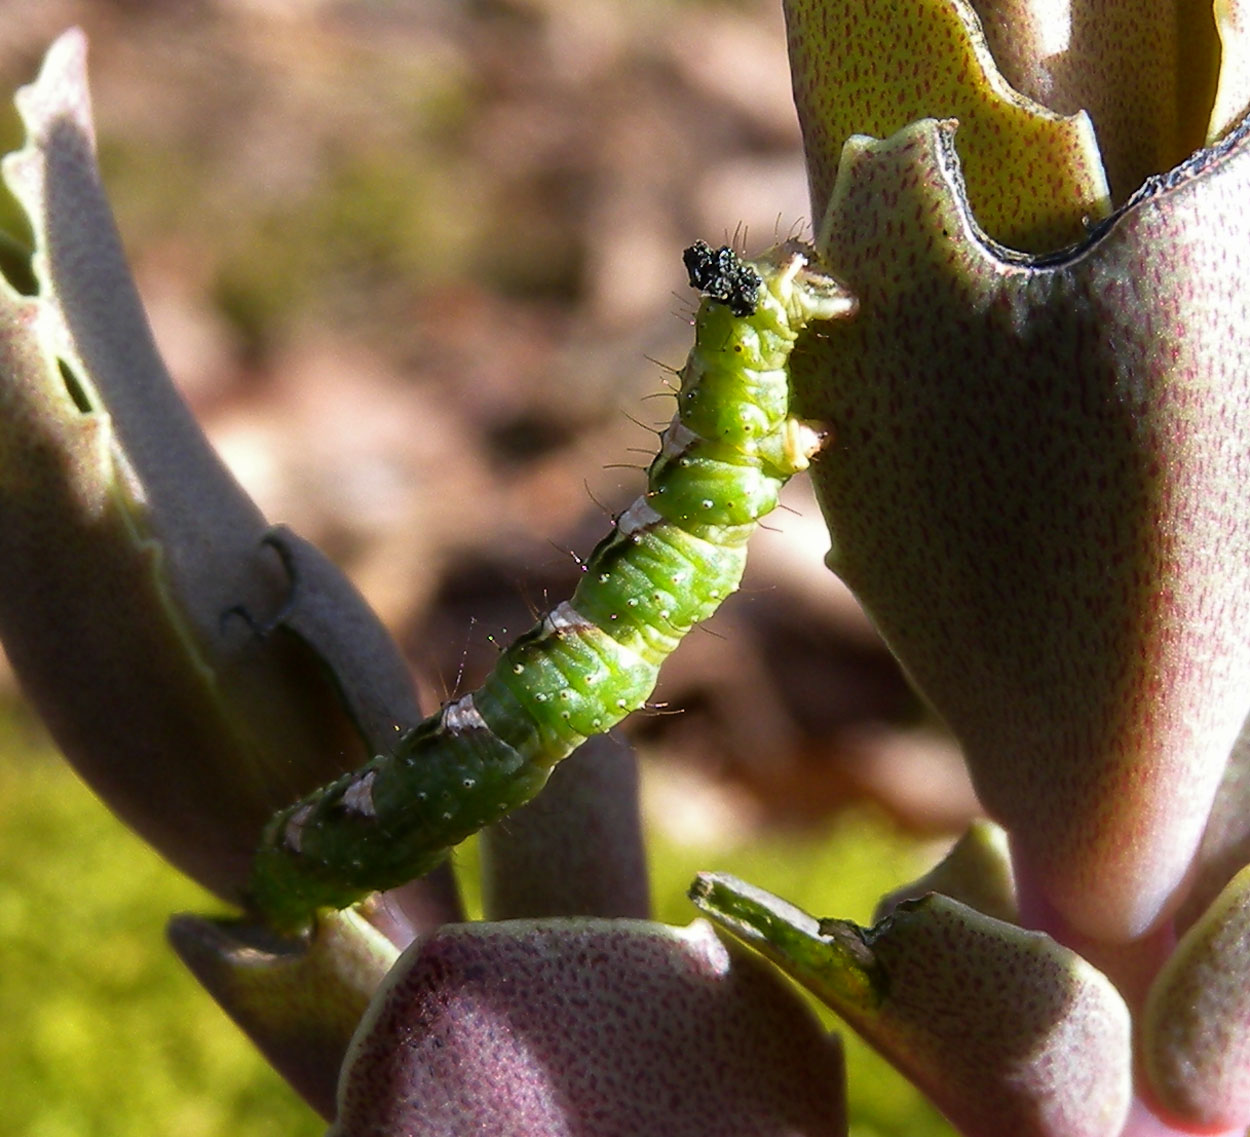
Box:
[0,2,977,1134]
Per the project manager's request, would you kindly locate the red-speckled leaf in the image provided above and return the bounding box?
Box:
[796,114,1250,942]
[1142,863,1250,1131]
[1176,712,1250,933]
[167,909,399,1121]
[691,873,1131,1137]
[0,31,422,907]
[1211,0,1250,141]
[331,918,847,1137]
[783,0,1109,251]
[967,0,1220,201]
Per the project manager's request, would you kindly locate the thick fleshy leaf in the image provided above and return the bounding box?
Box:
[0,31,421,904]
[783,0,1109,251]
[167,908,399,1120]
[481,733,650,921]
[691,873,1131,1137]
[967,0,1219,200]
[1211,0,1250,141]
[331,918,847,1137]
[795,115,1250,943]
[1175,710,1250,932]
[874,818,1018,925]
[1142,863,1250,1131]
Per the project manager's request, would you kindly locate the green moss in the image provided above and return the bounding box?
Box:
[0,730,320,1137]
[0,708,953,1137]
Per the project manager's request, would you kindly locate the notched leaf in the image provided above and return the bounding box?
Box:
[783,0,1109,252]
[799,114,1250,943]
[168,908,400,1121]
[693,873,1130,1137]
[0,30,423,911]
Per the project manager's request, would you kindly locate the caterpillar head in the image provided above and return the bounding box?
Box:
[684,239,858,328]
[682,240,764,317]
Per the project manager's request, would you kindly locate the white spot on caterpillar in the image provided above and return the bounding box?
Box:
[283,803,315,853]
[545,601,595,636]
[660,420,703,460]
[443,695,489,735]
[617,498,664,537]
[342,771,377,818]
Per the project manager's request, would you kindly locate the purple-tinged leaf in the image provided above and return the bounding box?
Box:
[692,872,1131,1137]
[1176,712,1250,933]
[332,918,846,1137]
[168,908,399,1120]
[1142,863,1250,1131]
[481,733,650,921]
[0,30,423,908]
[795,114,1250,943]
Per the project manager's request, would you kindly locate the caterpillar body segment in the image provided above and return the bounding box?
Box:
[249,240,857,931]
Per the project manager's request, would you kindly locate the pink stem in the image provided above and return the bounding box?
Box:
[1121,1095,1245,1137]
[1012,846,1175,1013]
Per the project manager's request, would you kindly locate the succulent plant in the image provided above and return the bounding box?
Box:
[3,3,1249,1134]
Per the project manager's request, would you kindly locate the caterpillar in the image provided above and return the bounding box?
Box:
[249,239,857,932]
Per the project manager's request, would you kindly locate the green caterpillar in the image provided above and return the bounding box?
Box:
[249,240,857,931]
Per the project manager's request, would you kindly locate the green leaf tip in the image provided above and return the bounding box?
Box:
[692,873,1132,1137]
[689,872,884,1011]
